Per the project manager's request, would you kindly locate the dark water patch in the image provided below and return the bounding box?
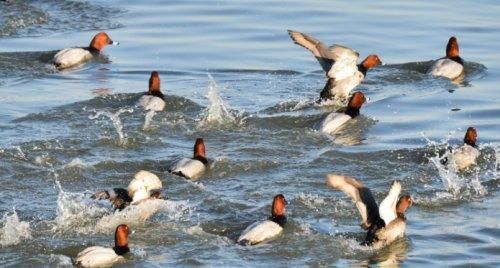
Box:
[0,0,123,38]
[0,51,57,81]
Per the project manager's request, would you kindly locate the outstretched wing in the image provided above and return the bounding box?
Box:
[378,180,401,225]
[327,174,381,229]
[288,30,336,73]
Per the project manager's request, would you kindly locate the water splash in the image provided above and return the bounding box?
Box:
[89,108,133,145]
[429,154,463,195]
[52,181,109,234]
[52,181,192,234]
[143,110,156,130]
[0,209,32,247]
[424,133,487,197]
[198,74,243,128]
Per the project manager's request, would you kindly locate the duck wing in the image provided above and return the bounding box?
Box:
[288,30,337,73]
[378,180,401,225]
[326,174,381,229]
[91,188,132,210]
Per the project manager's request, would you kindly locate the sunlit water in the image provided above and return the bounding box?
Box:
[0,0,499,266]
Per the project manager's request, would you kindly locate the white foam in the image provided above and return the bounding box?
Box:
[64,158,91,169]
[48,254,73,267]
[0,209,32,247]
[297,193,325,209]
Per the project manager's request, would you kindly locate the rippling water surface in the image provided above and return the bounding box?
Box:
[0,0,499,266]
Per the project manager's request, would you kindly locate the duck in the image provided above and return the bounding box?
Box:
[288,30,381,101]
[53,32,119,69]
[449,127,480,170]
[74,224,130,267]
[168,138,208,180]
[317,91,366,134]
[429,36,464,80]
[326,174,413,248]
[136,71,166,112]
[237,194,288,245]
[91,170,163,211]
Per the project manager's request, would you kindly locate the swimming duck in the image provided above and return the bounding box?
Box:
[136,71,166,111]
[92,170,163,210]
[317,91,366,134]
[326,175,412,248]
[53,32,119,69]
[74,224,130,267]
[288,30,381,101]
[449,127,480,170]
[429,36,464,80]
[237,194,288,245]
[169,138,208,180]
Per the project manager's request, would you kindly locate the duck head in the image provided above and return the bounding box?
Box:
[446,36,460,58]
[464,127,477,147]
[361,54,382,70]
[149,71,161,94]
[272,194,288,217]
[89,32,119,52]
[193,138,206,159]
[347,91,366,110]
[114,224,130,250]
[396,195,413,214]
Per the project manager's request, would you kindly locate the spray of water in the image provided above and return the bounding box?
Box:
[423,132,487,197]
[51,180,192,234]
[89,108,134,145]
[0,209,32,247]
[143,110,156,130]
[198,74,242,128]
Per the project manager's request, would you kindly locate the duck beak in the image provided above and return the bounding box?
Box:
[109,40,120,46]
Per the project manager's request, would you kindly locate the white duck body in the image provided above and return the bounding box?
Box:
[237,220,283,245]
[136,95,165,112]
[170,158,206,180]
[451,144,480,170]
[430,58,464,80]
[74,246,125,267]
[53,48,93,69]
[317,112,352,134]
[128,170,162,203]
[327,72,364,100]
[372,217,407,249]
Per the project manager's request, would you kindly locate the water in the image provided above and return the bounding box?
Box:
[0,0,499,266]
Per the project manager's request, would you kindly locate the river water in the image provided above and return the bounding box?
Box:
[0,0,499,266]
